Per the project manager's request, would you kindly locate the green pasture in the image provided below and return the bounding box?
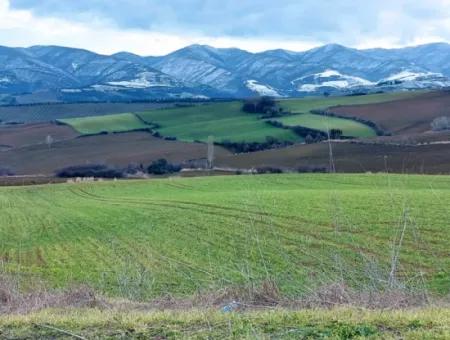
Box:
[0,174,448,300]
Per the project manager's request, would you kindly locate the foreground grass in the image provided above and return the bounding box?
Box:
[275,113,376,137]
[1,307,448,339]
[58,113,149,134]
[0,174,449,299]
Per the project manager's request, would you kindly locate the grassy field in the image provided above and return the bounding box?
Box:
[0,174,448,299]
[275,113,376,137]
[56,92,421,142]
[58,113,150,135]
[137,102,299,143]
[0,102,176,124]
[279,91,421,113]
[1,308,448,339]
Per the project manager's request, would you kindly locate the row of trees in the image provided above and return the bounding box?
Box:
[56,159,182,178]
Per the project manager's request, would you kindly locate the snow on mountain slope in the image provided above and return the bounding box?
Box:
[293,69,374,92]
[245,80,282,97]
[2,43,450,103]
[107,71,177,88]
[378,70,450,88]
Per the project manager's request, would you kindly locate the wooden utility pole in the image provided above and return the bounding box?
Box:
[207,135,214,169]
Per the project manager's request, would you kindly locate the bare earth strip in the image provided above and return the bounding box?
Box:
[330,91,450,135]
[0,122,79,150]
[0,132,231,175]
[216,142,450,174]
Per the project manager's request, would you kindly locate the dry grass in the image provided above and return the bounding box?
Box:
[2,275,445,316]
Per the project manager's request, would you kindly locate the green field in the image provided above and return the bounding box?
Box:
[273,92,423,137]
[279,91,421,113]
[275,113,377,137]
[58,92,420,142]
[137,102,299,143]
[1,308,448,339]
[1,174,448,299]
[58,113,149,134]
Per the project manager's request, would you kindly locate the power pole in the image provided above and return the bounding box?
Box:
[207,135,214,169]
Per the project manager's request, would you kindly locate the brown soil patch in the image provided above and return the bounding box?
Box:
[216,142,450,174]
[0,132,231,175]
[0,122,79,149]
[330,91,450,135]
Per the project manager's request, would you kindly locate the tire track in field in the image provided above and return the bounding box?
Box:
[72,186,332,227]
[67,187,391,262]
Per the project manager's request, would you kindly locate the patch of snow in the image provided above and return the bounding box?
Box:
[91,84,123,92]
[108,72,175,88]
[245,80,282,97]
[316,69,342,78]
[71,63,79,70]
[383,70,444,82]
[179,92,210,99]
[61,89,82,93]
[295,69,374,92]
[299,84,320,92]
[321,80,350,88]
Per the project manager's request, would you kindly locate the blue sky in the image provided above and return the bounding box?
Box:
[1,0,449,55]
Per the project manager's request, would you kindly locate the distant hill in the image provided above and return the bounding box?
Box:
[1,43,450,103]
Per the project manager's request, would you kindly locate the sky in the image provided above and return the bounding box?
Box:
[0,0,449,56]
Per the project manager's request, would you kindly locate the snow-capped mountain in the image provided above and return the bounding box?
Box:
[0,43,450,103]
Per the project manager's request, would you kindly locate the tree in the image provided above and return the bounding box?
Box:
[329,129,343,139]
[242,96,277,114]
[431,116,450,131]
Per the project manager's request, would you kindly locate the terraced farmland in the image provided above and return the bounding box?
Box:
[1,174,448,299]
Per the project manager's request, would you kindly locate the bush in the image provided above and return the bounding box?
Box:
[255,167,283,174]
[297,166,328,173]
[291,126,328,140]
[242,96,278,114]
[329,128,343,139]
[147,159,181,175]
[431,116,450,131]
[56,164,124,178]
[218,137,293,153]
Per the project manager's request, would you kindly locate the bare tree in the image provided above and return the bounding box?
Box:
[431,116,450,131]
[45,135,54,149]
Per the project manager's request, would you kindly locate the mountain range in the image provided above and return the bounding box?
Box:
[1,42,450,104]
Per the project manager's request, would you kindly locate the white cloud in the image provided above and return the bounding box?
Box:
[0,0,449,55]
[0,0,322,55]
